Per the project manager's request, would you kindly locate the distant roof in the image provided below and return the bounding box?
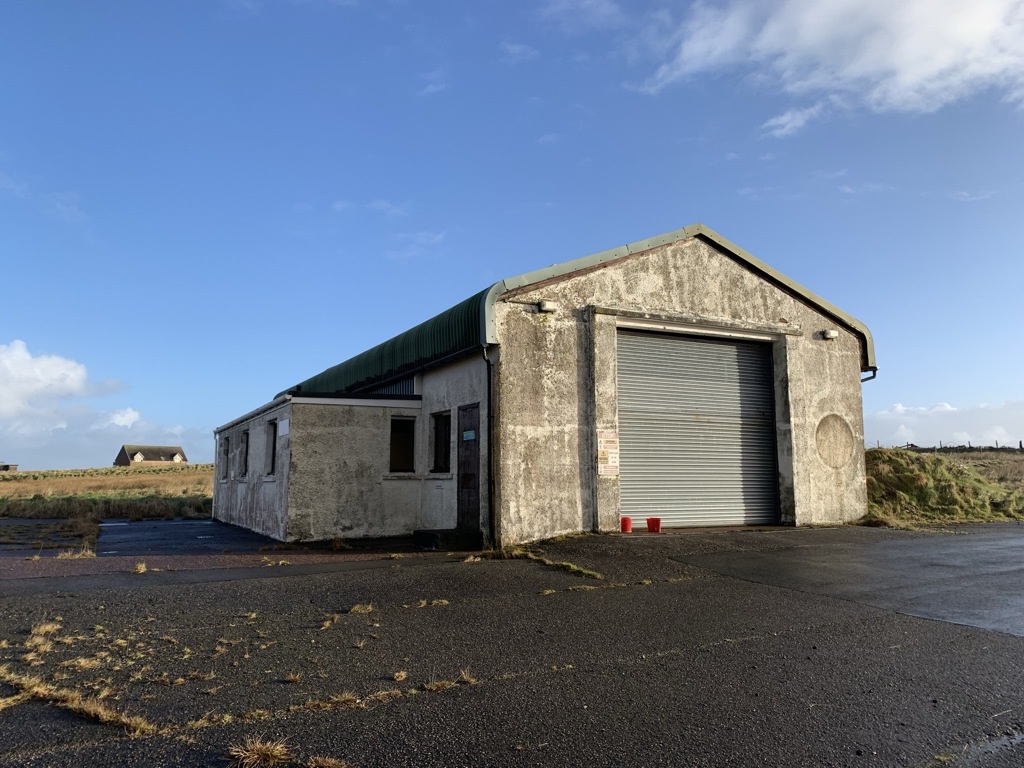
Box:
[120,445,188,461]
[278,224,876,397]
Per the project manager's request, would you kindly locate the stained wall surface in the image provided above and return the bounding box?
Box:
[213,400,292,540]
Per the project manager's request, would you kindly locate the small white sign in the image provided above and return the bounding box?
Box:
[278,419,290,436]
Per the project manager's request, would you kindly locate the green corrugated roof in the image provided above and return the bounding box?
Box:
[278,224,876,397]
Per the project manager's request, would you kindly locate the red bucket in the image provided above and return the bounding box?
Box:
[646,517,662,533]
[620,516,632,533]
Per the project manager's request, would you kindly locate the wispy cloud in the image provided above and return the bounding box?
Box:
[417,69,449,97]
[761,102,826,137]
[948,190,996,202]
[540,0,625,32]
[331,199,353,212]
[839,182,895,195]
[0,170,28,197]
[637,0,1024,117]
[385,230,446,261]
[737,185,800,201]
[500,41,540,64]
[49,191,88,223]
[366,199,410,217]
[537,132,562,144]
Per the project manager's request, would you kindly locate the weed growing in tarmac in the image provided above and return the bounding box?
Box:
[227,735,292,768]
[307,758,353,768]
[347,603,374,614]
[482,547,603,579]
[55,547,96,560]
[132,561,147,574]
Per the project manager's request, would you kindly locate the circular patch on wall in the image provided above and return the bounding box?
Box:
[816,414,855,469]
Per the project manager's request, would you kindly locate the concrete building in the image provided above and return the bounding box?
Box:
[214,224,876,547]
[113,445,188,467]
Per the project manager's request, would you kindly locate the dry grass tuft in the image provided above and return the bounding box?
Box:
[55,547,96,560]
[284,671,303,684]
[347,603,374,615]
[365,688,403,703]
[31,621,62,637]
[132,561,148,574]
[483,548,604,579]
[392,670,408,682]
[331,691,361,708]
[227,735,293,768]
[307,758,352,768]
[458,668,478,685]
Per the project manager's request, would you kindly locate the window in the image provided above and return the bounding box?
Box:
[220,437,230,480]
[389,418,415,473]
[239,430,249,478]
[265,420,277,476]
[430,412,451,473]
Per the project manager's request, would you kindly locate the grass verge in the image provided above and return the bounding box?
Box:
[863,448,1024,527]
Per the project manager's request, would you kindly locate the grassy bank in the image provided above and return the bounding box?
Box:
[0,464,214,549]
[864,449,1024,528]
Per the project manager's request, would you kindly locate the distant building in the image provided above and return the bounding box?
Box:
[113,445,188,467]
[0,463,18,472]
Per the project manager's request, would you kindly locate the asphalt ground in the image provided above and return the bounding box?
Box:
[1,524,1024,767]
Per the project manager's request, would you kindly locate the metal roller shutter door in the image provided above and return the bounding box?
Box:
[617,329,779,527]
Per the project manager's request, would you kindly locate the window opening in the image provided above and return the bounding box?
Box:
[390,418,416,473]
[430,412,451,473]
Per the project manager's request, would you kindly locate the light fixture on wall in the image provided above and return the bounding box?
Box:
[537,300,558,313]
[822,330,839,340]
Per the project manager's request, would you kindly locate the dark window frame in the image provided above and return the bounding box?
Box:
[265,420,278,476]
[240,430,249,478]
[220,436,230,480]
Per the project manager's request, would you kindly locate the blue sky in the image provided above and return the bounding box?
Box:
[2,0,1023,469]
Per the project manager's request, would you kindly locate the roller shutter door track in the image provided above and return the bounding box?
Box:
[617,329,780,527]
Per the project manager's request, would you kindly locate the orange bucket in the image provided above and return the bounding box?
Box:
[646,517,662,533]
[620,516,632,533]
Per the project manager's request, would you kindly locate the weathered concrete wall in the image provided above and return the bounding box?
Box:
[213,401,292,541]
[492,236,867,545]
[286,400,422,541]
[418,356,490,536]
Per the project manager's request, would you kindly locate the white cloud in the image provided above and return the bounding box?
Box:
[93,408,141,430]
[866,401,1024,447]
[761,102,826,137]
[331,199,353,212]
[541,0,625,31]
[501,41,540,64]
[537,132,562,144]
[638,0,1024,118]
[0,340,89,420]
